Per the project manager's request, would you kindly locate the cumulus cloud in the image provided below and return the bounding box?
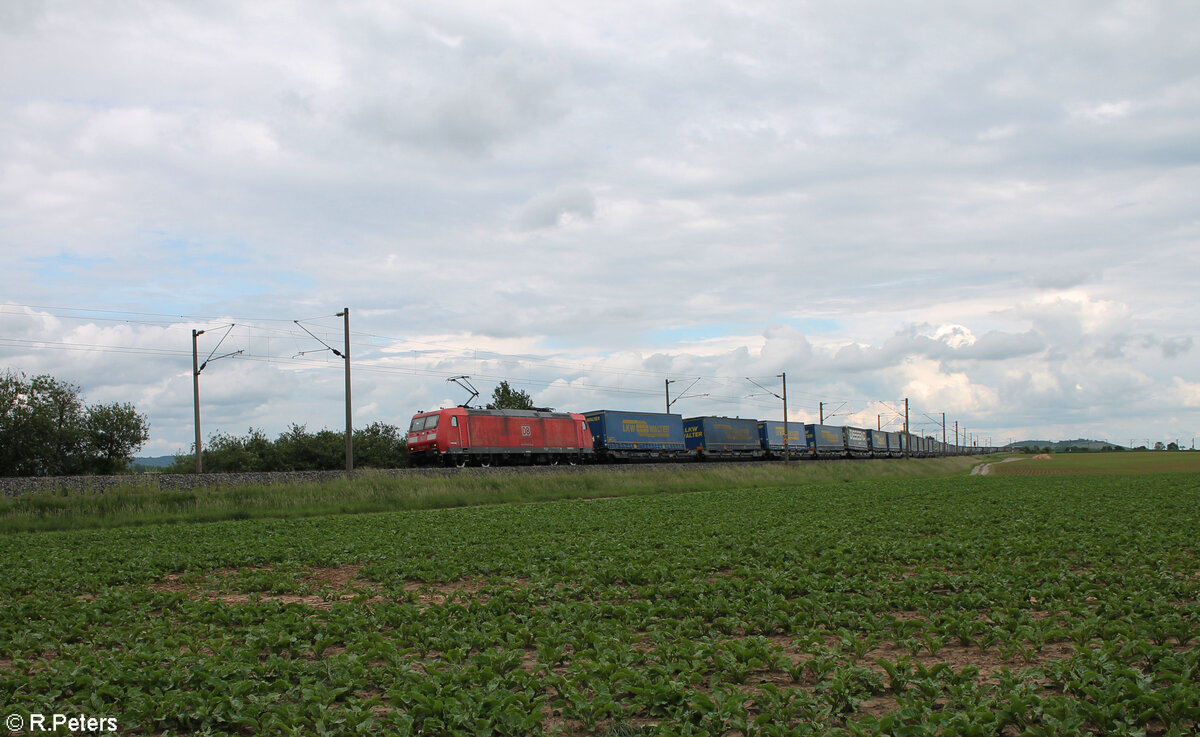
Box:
[931,324,976,349]
[900,358,1000,416]
[1173,378,1200,409]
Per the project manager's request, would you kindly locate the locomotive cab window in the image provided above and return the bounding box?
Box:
[409,415,440,432]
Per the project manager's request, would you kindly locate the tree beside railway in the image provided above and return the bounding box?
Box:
[166,422,409,473]
[486,380,535,410]
[0,370,149,476]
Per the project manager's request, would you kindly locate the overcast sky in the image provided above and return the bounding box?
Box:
[3,0,1198,456]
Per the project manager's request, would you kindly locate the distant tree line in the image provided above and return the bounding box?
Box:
[0,370,150,476]
[1020,442,1191,454]
[166,422,409,473]
[171,381,538,473]
[2,371,596,478]
[1025,445,1126,453]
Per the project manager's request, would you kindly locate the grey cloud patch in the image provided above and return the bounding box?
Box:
[908,324,1044,360]
[827,324,1048,375]
[517,186,596,230]
[354,53,566,156]
[960,330,1045,361]
[1092,333,1130,360]
[0,0,43,32]
[831,342,885,374]
[1026,269,1097,290]
[1162,336,1193,359]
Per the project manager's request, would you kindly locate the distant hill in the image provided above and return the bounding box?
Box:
[1010,439,1125,451]
[133,455,178,469]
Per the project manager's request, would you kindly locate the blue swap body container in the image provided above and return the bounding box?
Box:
[805,424,847,457]
[885,431,904,457]
[868,429,890,458]
[758,420,806,459]
[683,416,765,460]
[843,426,872,457]
[584,410,691,461]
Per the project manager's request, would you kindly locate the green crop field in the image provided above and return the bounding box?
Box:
[1,467,1197,735]
[985,452,1200,477]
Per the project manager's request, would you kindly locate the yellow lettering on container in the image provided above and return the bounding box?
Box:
[622,419,670,438]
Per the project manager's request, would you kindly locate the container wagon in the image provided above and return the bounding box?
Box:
[758,420,805,459]
[868,430,890,458]
[805,424,846,458]
[843,427,871,458]
[684,416,764,460]
[585,410,690,461]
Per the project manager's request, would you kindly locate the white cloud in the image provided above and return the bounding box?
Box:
[1172,378,1200,409]
[900,358,1000,415]
[1069,100,1134,124]
[931,324,976,349]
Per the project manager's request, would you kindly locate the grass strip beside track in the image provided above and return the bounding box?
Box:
[0,457,986,534]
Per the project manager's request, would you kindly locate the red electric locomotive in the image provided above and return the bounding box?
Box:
[407,407,594,467]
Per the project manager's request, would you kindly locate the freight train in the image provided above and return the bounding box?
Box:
[406,406,998,467]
